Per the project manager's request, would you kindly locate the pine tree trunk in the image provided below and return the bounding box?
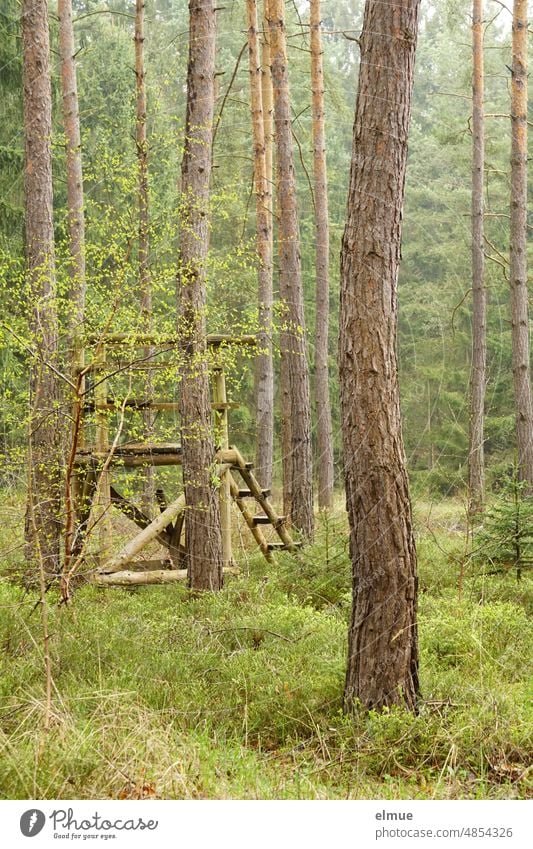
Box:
[58,0,85,374]
[247,0,274,492]
[509,0,533,491]
[310,0,334,510]
[22,0,61,574]
[266,0,314,539]
[178,0,223,590]
[468,0,486,516]
[135,0,155,513]
[261,6,274,254]
[340,0,420,712]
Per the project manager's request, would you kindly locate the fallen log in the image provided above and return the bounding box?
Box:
[92,566,240,587]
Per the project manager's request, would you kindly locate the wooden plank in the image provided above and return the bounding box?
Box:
[252,514,286,526]
[75,452,183,468]
[237,488,271,498]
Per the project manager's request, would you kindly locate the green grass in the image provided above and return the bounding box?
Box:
[0,495,531,799]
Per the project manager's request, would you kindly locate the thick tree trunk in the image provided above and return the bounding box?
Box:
[310,0,334,510]
[509,0,533,491]
[340,0,420,712]
[177,0,223,590]
[468,0,486,516]
[247,0,274,492]
[135,0,155,512]
[266,0,314,539]
[58,0,85,373]
[22,0,61,574]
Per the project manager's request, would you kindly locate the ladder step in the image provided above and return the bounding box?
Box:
[267,541,303,551]
[253,514,285,526]
[237,488,271,498]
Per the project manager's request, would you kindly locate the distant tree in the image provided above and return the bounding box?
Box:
[135,0,156,512]
[58,0,85,376]
[266,0,314,538]
[177,0,223,590]
[22,0,61,574]
[247,0,274,492]
[340,0,420,711]
[310,0,334,510]
[509,0,533,491]
[468,0,486,516]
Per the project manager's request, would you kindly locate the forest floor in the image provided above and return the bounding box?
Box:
[0,494,531,799]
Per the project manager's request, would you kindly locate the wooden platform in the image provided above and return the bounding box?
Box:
[68,333,302,590]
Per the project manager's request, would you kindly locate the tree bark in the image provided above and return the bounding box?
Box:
[340,0,420,712]
[509,0,533,491]
[468,0,486,516]
[177,0,223,590]
[247,0,274,492]
[22,0,61,574]
[266,0,314,539]
[135,0,156,512]
[58,0,85,374]
[310,0,334,510]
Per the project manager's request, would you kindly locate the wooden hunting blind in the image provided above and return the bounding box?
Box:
[70,334,300,586]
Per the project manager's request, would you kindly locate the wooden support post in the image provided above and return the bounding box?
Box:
[99,493,186,574]
[94,343,112,561]
[71,465,97,557]
[212,365,233,568]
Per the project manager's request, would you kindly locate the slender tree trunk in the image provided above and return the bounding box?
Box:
[468,0,486,516]
[266,0,314,539]
[247,0,274,492]
[340,0,420,712]
[58,0,85,374]
[310,0,334,510]
[177,0,223,590]
[509,0,533,491]
[135,0,155,512]
[22,0,61,574]
[58,0,87,591]
[261,6,274,257]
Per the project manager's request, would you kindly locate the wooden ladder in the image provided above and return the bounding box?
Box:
[228,446,301,561]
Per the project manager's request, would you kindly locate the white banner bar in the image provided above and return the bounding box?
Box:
[2,799,530,849]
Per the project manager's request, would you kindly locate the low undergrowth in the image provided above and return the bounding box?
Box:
[0,496,531,799]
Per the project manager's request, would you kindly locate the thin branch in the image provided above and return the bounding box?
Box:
[291,126,315,214]
[450,288,472,336]
[212,42,247,151]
